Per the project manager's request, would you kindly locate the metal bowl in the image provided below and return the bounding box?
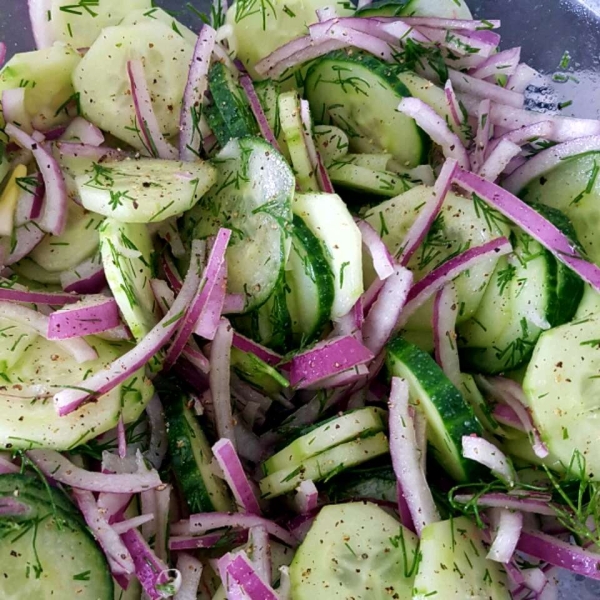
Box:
[1,0,600,597]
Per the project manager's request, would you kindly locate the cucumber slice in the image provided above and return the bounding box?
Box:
[458,231,558,374]
[73,158,216,223]
[233,270,293,352]
[0,42,80,130]
[293,192,363,319]
[523,315,600,479]
[162,382,232,513]
[0,335,152,450]
[0,492,113,599]
[279,90,319,191]
[263,407,387,475]
[100,219,159,341]
[12,258,62,284]
[459,374,505,437]
[225,0,353,78]
[208,62,258,144]
[357,0,471,17]
[413,517,510,600]
[323,464,397,503]
[314,125,349,164]
[0,473,77,517]
[255,80,288,157]
[73,21,193,152]
[259,432,389,498]
[304,50,425,168]
[290,502,418,600]
[50,0,152,48]
[327,160,414,198]
[285,214,335,343]
[120,7,197,47]
[519,152,600,264]
[0,316,38,371]
[29,203,102,272]
[230,347,289,396]
[386,336,483,481]
[185,137,294,311]
[363,186,510,327]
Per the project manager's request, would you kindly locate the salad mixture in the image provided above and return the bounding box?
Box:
[1,0,600,598]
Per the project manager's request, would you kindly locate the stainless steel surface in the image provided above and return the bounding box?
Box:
[1,0,599,597]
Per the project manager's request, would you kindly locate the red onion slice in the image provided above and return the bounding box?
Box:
[194,261,227,340]
[55,141,128,161]
[389,377,440,535]
[212,438,262,514]
[73,488,135,576]
[391,17,500,30]
[398,159,457,265]
[432,283,461,387]
[5,122,68,236]
[239,75,281,152]
[0,455,19,474]
[356,219,395,280]
[397,236,512,329]
[397,98,470,169]
[53,240,206,415]
[232,332,283,366]
[2,89,30,131]
[111,514,155,535]
[173,553,203,600]
[219,551,279,600]
[487,508,523,563]
[444,80,464,133]
[453,168,600,291]
[0,42,5,66]
[478,139,521,182]
[62,117,105,146]
[293,480,319,514]
[47,295,120,339]
[462,435,516,485]
[362,265,412,356]
[127,59,177,160]
[470,99,491,172]
[248,525,271,585]
[516,530,600,580]
[470,47,521,80]
[0,300,97,363]
[180,24,217,161]
[504,134,600,194]
[418,26,497,58]
[28,0,54,49]
[485,121,554,158]
[27,450,162,493]
[507,63,539,93]
[453,492,557,516]
[288,335,374,389]
[164,229,231,368]
[211,318,236,445]
[0,281,79,305]
[449,68,523,108]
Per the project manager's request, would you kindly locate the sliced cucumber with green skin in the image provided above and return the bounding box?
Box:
[233,267,293,352]
[50,0,152,47]
[263,407,387,475]
[293,192,363,319]
[0,43,81,130]
[279,90,319,192]
[363,186,510,328]
[29,203,102,272]
[356,0,471,18]
[304,50,426,168]
[120,6,197,47]
[458,231,557,374]
[255,79,288,158]
[259,432,389,498]
[0,492,113,600]
[230,347,289,396]
[74,158,216,224]
[285,214,335,343]
[327,160,414,198]
[0,335,152,451]
[413,517,510,600]
[208,62,258,144]
[459,374,505,437]
[519,152,600,265]
[523,315,600,480]
[340,153,392,171]
[291,502,417,600]
[186,137,294,311]
[0,474,78,517]
[73,21,193,152]
[323,464,397,503]
[314,125,349,164]
[205,102,231,149]
[386,336,483,481]
[162,382,232,512]
[100,219,159,341]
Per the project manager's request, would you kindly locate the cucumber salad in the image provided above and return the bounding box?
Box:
[1,0,600,598]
